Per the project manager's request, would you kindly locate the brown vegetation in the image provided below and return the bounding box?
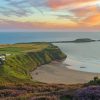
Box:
[0,82,82,100]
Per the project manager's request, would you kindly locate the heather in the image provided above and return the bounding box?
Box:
[73,77,100,100]
[74,86,100,100]
[0,82,82,100]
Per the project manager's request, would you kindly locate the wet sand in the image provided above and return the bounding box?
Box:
[31,61,100,84]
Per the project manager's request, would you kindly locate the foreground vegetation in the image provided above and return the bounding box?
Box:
[0,82,83,100]
[0,77,100,100]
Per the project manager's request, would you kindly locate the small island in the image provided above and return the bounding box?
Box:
[50,38,96,43]
[71,38,96,43]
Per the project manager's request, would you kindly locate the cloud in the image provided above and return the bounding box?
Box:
[0,0,47,17]
[6,0,48,14]
[0,18,79,30]
[56,15,80,24]
[81,13,100,27]
[0,0,100,30]
[48,0,100,27]
[0,7,30,17]
[48,0,97,9]
[0,19,42,29]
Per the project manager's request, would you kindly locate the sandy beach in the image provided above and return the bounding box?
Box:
[31,61,100,84]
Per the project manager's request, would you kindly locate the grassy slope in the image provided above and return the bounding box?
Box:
[0,43,66,83]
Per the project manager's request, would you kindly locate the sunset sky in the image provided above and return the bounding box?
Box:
[0,0,100,31]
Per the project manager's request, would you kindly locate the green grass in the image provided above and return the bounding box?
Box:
[60,96,72,100]
[0,47,21,52]
[0,42,66,83]
[0,43,50,54]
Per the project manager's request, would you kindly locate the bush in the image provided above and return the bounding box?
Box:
[86,77,100,86]
[74,86,100,100]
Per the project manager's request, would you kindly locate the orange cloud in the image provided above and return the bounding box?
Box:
[0,19,78,30]
[81,13,100,27]
[73,6,97,17]
[48,0,97,9]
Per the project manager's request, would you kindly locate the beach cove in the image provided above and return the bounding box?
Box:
[31,61,100,84]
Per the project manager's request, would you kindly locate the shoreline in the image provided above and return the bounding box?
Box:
[31,61,100,84]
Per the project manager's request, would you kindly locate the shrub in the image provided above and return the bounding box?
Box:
[86,77,100,86]
[74,86,100,100]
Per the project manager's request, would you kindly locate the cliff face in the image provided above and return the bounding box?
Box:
[0,43,66,83]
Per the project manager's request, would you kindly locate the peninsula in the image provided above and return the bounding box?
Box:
[0,42,66,83]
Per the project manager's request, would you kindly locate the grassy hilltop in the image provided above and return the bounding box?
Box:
[0,42,66,83]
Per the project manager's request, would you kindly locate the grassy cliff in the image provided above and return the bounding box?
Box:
[0,43,66,83]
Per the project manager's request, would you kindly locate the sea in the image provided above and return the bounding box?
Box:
[0,31,100,73]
